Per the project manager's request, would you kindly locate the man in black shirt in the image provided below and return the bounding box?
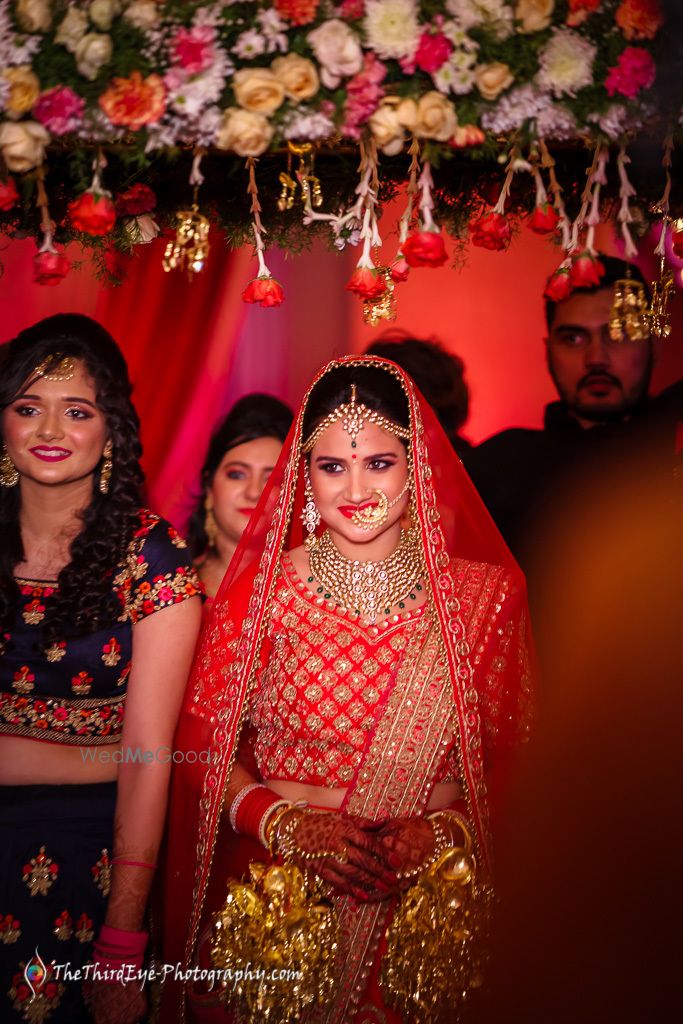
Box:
[466,256,682,581]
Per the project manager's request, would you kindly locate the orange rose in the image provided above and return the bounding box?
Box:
[99,71,166,130]
[615,0,664,40]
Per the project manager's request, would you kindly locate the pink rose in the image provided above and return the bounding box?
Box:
[605,46,656,98]
[414,30,453,74]
[33,86,85,136]
[242,276,285,307]
[33,249,71,286]
[346,266,386,299]
[169,25,216,74]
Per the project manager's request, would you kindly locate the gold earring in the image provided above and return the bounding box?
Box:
[0,446,19,487]
[301,468,321,550]
[99,440,113,494]
[204,498,218,548]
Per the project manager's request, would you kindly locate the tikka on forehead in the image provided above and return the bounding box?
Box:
[301,382,411,454]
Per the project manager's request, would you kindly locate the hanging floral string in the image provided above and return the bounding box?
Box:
[469,146,528,252]
[649,134,676,339]
[401,158,449,266]
[615,144,637,260]
[346,138,387,302]
[538,139,571,250]
[389,137,421,283]
[527,144,560,236]
[162,149,210,279]
[33,168,71,286]
[241,156,284,307]
[67,149,117,237]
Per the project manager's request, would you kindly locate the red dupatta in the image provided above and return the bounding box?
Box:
[163,356,533,1018]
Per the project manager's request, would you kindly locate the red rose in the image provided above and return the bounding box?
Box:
[390,256,410,283]
[569,251,605,288]
[242,275,285,307]
[469,210,511,251]
[0,175,19,211]
[346,266,386,299]
[671,226,683,260]
[402,229,448,268]
[544,266,573,302]
[33,249,71,286]
[68,192,116,236]
[528,201,560,235]
[115,183,156,216]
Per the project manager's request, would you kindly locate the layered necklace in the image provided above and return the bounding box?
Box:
[309,529,424,624]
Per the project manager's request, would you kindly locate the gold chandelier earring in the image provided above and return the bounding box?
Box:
[204,497,218,549]
[99,440,113,494]
[0,446,19,487]
[301,467,321,550]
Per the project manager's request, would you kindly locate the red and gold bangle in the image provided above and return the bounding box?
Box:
[228,783,287,845]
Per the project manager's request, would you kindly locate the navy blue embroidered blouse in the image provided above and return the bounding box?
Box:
[0,511,200,746]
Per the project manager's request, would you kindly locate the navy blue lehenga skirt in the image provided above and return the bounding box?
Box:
[0,782,116,1023]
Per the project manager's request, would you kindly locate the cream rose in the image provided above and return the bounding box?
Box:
[515,0,554,33]
[16,0,52,33]
[215,107,274,157]
[3,66,41,118]
[232,68,285,116]
[55,7,89,52]
[369,99,406,156]
[123,0,159,31]
[89,0,122,32]
[0,120,50,172]
[271,54,320,103]
[75,32,113,80]
[413,91,457,141]
[396,97,418,131]
[475,62,514,101]
[124,214,160,245]
[307,19,363,89]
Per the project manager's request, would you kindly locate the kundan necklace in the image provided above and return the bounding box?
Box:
[309,529,424,624]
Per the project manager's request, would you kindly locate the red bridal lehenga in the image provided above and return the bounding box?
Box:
[161,356,534,1024]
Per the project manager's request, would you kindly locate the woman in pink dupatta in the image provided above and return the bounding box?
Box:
[162,357,533,1023]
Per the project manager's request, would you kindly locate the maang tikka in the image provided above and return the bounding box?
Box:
[301,466,321,550]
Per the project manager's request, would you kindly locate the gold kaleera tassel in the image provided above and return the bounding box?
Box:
[162,150,210,278]
[278,141,323,212]
[648,135,676,340]
[363,265,396,325]
[609,144,649,342]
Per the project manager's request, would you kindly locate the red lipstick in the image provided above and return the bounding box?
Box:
[29,446,72,462]
[238,507,256,516]
[338,502,378,520]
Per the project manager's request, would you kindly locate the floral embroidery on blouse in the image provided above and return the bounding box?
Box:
[0,691,126,745]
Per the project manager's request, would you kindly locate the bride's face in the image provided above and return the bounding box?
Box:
[308,418,409,547]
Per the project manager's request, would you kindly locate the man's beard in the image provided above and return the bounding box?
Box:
[550,360,653,425]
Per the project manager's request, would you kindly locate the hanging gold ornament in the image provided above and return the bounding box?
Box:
[649,255,675,339]
[609,269,650,342]
[162,199,210,278]
[277,141,323,211]
[363,267,396,326]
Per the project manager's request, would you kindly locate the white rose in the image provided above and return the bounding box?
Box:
[123,0,159,31]
[475,62,514,100]
[89,0,121,32]
[75,32,113,80]
[413,91,457,141]
[515,0,554,33]
[396,97,418,130]
[232,68,285,115]
[0,120,50,172]
[271,54,320,103]
[369,99,406,156]
[55,7,89,53]
[215,107,274,157]
[307,19,363,89]
[16,0,52,33]
[124,214,159,245]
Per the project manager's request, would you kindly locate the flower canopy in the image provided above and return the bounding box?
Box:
[0,0,681,293]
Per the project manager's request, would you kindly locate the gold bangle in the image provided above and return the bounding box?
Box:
[263,801,294,853]
[426,810,473,854]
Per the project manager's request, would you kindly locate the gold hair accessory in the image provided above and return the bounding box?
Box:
[204,498,218,549]
[0,446,19,488]
[609,270,650,342]
[301,467,321,550]
[309,528,423,623]
[381,815,493,1024]
[34,354,76,382]
[99,440,113,495]
[302,383,410,454]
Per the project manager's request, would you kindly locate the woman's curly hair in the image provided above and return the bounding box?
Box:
[0,314,144,644]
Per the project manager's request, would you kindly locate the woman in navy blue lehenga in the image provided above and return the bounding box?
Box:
[0,315,201,1024]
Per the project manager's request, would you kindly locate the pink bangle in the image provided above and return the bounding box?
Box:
[111,858,157,870]
[92,925,148,981]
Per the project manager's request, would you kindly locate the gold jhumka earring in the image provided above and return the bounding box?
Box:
[0,446,19,488]
[301,468,321,550]
[204,498,218,549]
[99,440,113,494]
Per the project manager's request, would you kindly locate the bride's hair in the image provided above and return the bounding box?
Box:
[302,363,410,446]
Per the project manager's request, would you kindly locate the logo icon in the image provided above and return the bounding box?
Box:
[24,948,47,1001]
